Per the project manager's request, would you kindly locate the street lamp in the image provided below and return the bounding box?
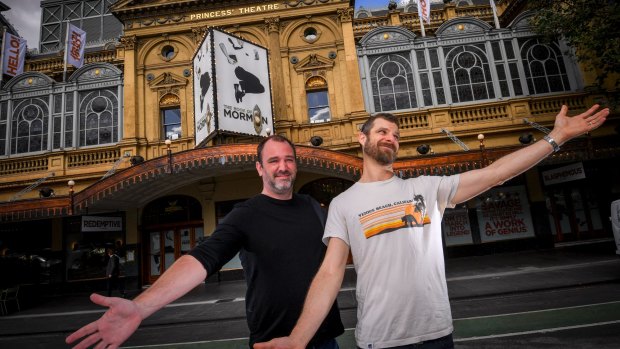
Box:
[478,134,488,167]
[68,180,75,215]
[165,139,172,174]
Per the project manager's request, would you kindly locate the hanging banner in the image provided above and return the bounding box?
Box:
[417,0,431,25]
[213,28,273,138]
[542,162,585,186]
[66,24,86,68]
[192,28,274,147]
[2,32,27,77]
[82,216,123,232]
[193,30,216,146]
[477,186,535,242]
[442,208,474,246]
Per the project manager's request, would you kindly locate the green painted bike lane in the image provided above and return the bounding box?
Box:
[124,301,620,348]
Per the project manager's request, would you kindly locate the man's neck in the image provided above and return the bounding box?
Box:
[261,189,294,200]
[359,157,395,183]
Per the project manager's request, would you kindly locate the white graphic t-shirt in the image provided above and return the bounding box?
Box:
[324,175,459,348]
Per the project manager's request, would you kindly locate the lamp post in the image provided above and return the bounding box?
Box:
[478,134,488,167]
[68,180,75,215]
[165,139,172,174]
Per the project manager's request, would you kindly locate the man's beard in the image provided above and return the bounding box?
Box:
[364,139,397,165]
[268,171,296,194]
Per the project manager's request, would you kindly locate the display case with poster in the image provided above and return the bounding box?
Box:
[192,28,274,147]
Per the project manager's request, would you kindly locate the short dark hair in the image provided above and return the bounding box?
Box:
[360,113,400,135]
[257,135,296,164]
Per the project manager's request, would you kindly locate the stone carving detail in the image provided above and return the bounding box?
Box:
[120,35,137,49]
[160,93,180,107]
[265,17,280,33]
[366,32,407,44]
[158,88,180,100]
[443,23,485,35]
[294,53,334,72]
[192,26,208,44]
[16,77,47,88]
[337,8,354,22]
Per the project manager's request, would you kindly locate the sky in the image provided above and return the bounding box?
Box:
[1,0,426,50]
[2,0,42,50]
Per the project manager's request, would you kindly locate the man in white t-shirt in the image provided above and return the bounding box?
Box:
[255,104,608,349]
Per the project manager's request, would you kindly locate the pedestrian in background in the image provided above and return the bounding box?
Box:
[105,248,125,298]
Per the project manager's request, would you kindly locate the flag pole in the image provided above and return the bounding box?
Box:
[490,0,500,29]
[63,23,70,82]
[417,1,426,37]
[0,27,7,84]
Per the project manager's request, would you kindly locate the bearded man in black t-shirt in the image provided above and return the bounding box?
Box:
[67,135,344,349]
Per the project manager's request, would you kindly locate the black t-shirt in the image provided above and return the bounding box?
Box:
[189,194,344,347]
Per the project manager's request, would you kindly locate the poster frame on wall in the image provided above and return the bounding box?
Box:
[476,185,536,243]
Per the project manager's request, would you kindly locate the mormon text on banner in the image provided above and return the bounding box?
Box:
[66,24,86,68]
[82,216,123,232]
[2,32,27,77]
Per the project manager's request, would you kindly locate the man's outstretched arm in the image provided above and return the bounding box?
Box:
[452,104,609,205]
[66,255,207,349]
[254,237,350,349]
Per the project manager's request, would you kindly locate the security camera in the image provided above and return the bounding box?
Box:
[416,144,430,155]
[310,136,323,147]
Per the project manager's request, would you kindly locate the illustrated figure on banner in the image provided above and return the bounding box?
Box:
[194,40,212,134]
[218,37,265,103]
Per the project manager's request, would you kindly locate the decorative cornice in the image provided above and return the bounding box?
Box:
[0,197,71,223]
[294,53,334,73]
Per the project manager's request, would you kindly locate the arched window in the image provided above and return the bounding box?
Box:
[306,76,331,124]
[160,93,182,140]
[368,53,417,112]
[520,38,571,94]
[79,88,119,146]
[10,98,49,154]
[445,44,495,103]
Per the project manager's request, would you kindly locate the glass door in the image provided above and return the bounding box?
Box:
[146,226,203,284]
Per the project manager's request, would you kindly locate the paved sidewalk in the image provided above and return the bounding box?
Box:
[1,239,619,338]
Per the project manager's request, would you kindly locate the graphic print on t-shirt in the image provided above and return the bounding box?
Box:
[358,194,430,238]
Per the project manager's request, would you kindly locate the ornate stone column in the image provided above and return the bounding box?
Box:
[265,17,288,122]
[119,35,138,140]
[337,8,365,114]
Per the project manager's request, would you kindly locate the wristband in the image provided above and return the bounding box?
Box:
[543,135,560,153]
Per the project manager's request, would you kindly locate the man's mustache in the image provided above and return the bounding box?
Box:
[378,142,397,152]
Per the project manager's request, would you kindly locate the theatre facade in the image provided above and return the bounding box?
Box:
[0,0,618,291]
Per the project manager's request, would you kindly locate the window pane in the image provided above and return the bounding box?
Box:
[163,109,181,124]
[492,42,502,61]
[86,129,99,145]
[416,51,426,69]
[100,127,112,143]
[380,94,396,111]
[307,91,330,123]
[429,49,439,68]
[309,107,331,123]
[379,78,394,95]
[504,40,515,59]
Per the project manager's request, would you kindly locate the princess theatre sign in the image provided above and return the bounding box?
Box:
[188,2,282,21]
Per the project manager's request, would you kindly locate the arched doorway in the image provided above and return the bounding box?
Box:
[141,195,204,284]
